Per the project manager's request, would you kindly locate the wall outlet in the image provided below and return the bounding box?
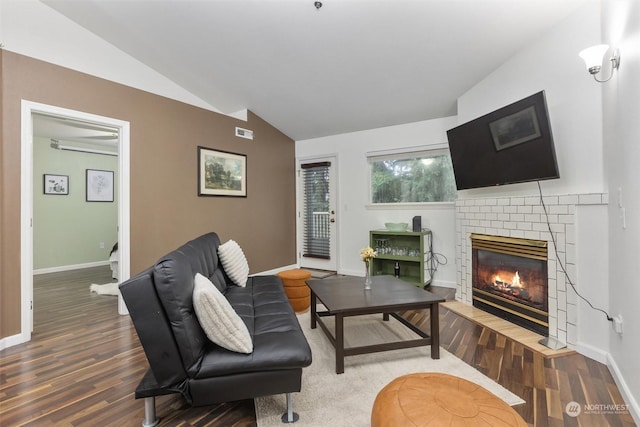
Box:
[612,315,624,335]
[99,242,105,249]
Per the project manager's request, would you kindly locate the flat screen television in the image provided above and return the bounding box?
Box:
[446,91,559,190]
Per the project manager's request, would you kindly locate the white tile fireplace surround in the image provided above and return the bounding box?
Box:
[455,193,608,347]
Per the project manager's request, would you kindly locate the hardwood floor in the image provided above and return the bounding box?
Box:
[405,305,635,427]
[1,267,256,427]
[0,267,635,426]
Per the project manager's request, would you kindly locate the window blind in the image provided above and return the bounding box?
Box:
[301,162,331,259]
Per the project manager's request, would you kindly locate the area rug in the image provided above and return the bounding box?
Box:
[255,311,524,427]
[89,282,119,296]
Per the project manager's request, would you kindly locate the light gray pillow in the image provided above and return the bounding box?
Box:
[192,273,253,354]
[218,239,249,287]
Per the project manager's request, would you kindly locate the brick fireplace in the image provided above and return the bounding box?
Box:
[455,193,608,347]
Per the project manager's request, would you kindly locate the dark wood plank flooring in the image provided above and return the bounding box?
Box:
[0,267,256,427]
[404,305,635,427]
[0,267,635,426]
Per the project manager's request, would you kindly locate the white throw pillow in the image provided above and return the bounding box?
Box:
[218,240,249,287]
[192,273,253,354]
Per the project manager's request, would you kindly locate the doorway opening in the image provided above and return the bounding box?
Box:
[19,100,131,346]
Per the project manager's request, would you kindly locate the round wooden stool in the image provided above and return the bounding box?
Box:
[277,269,312,313]
[371,373,527,427]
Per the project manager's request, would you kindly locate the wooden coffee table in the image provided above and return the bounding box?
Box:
[307,275,445,374]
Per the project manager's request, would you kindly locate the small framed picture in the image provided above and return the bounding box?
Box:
[86,169,114,202]
[43,174,69,195]
[198,146,247,197]
[489,105,542,151]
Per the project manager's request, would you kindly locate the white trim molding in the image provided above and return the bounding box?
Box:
[17,100,131,349]
[33,261,111,276]
[607,353,640,425]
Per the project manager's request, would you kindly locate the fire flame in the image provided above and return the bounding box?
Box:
[492,271,524,288]
[512,271,522,288]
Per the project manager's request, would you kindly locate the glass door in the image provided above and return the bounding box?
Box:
[298,157,337,272]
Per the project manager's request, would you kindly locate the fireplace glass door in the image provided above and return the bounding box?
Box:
[471,234,549,335]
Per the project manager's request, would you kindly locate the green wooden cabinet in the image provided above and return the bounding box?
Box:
[369,229,433,287]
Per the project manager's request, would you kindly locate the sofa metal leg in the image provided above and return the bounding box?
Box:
[280,392,299,423]
[142,396,160,427]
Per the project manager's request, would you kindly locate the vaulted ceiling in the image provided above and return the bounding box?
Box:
[42,0,587,140]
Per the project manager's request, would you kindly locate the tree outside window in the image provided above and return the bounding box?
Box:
[369,150,457,204]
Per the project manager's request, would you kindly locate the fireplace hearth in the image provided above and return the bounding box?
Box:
[471,234,549,335]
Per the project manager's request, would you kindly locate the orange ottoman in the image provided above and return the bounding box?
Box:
[371,373,527,427]
[277,269,312,313]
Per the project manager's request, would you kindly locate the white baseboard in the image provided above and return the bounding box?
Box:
[339,268,362,277]
[430,279,457,289]
[250,264,299,276]
[607,353,640,425]
[34,261,110,275]
[576,342,608,364]
[0,332,29,351]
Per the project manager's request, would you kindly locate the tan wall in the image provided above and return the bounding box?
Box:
[0,51,297,339]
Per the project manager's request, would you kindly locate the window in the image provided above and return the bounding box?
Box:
[369,149,457,204]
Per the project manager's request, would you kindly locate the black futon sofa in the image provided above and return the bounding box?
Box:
[119,232,312,426]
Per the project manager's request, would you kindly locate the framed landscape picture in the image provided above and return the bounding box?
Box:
[86,169,114,202]
[43,174,69,195]
[198,146,247,197]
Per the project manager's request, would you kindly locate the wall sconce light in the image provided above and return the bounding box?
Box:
[578,44,621,83]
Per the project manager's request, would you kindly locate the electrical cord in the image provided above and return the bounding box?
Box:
[425,251,447,282]
[537,182,613,322]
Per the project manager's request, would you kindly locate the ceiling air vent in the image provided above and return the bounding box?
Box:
[235,127,254,140]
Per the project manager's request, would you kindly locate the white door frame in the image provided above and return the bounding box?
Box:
[296,154,339,272]
[19,100,131,345]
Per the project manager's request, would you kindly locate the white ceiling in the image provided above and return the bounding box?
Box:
[41,0,587,141]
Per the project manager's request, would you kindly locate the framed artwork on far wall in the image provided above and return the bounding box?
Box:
[198,146,247,197]
[86,169,114,202]
[43,174,69,195]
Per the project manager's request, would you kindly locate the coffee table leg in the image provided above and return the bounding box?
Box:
[335,314,344,374]
[311,291,317,329]
[430,303,440,359]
